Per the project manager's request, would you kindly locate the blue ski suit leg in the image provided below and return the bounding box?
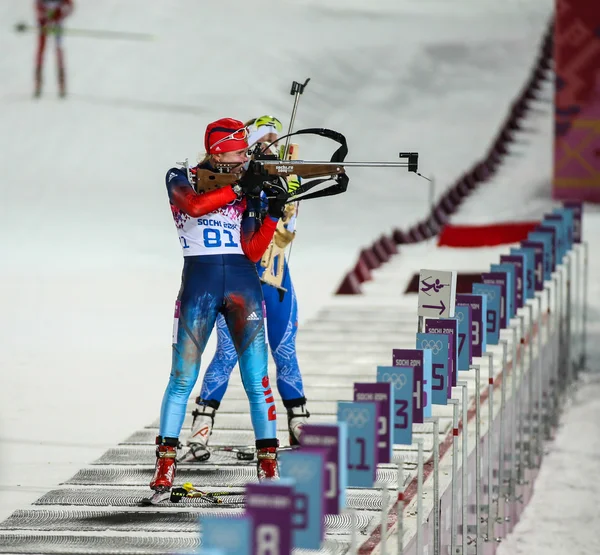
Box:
[159,254,276,446]
[200,257,305,408]
[260,260,305,404]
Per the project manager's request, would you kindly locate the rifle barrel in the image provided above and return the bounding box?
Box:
[259,161,410,168]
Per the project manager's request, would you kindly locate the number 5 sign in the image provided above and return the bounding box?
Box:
[416,333,449,405]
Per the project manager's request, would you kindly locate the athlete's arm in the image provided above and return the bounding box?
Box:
[240,200,278,262]
[166,167,237,218]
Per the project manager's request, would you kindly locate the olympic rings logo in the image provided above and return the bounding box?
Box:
[481,289,496,300]
[456,310,464,323]
[340,407,370,428]
[283,462,316,481]
[381,372,408,390]
[420,339,444,355]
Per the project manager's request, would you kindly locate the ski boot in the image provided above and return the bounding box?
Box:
[182,402,216,462]
[287,404,310,446]
[257,447,279,480]
[150,437,178,491]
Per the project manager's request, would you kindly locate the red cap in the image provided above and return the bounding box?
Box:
[204,118,249,154]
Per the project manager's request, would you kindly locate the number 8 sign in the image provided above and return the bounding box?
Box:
[246,482,294,555]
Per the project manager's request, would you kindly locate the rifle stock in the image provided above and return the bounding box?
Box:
[193,170,237,193]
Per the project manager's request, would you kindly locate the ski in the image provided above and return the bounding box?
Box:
[14,21,154,41]
[139,489,171,506]
[139,483,243,506]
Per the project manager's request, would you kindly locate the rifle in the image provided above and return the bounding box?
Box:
[192,127,420,202]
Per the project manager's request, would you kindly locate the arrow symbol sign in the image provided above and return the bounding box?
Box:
[422,300,446,315]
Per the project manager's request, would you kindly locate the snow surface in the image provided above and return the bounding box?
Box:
[5,2,597,552]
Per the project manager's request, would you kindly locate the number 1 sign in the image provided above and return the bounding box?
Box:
[337,401,378,488]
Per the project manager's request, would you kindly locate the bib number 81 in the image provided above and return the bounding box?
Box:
[203,228,238,248]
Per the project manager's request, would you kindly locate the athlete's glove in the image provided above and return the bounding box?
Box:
[286,176,301,195]
[267,197,287,220]
[265,176,288,219]
[237,161,266,197]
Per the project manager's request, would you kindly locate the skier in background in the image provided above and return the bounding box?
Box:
[34,0,74,98]
[184,116,310,463]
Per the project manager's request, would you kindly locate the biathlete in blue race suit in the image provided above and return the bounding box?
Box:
[150,117,289,492]
[186,116,310,462]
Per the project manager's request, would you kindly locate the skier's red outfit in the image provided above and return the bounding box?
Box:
[34,0,74,98]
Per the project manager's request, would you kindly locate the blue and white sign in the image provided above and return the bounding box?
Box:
[200,515,252,555]
[543,215,567,263]
[454,304,472,370]
[456,294,486,357]
[554,206,574,248]
[337,401,378,488]
[529,230,554,278]
[521,240,545,290]
[490,264,515,320]
[377,366,414,446]
[510,247,535,300]
[280,450,326,550]
[416,333,449,405]
[473,283,502,346]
